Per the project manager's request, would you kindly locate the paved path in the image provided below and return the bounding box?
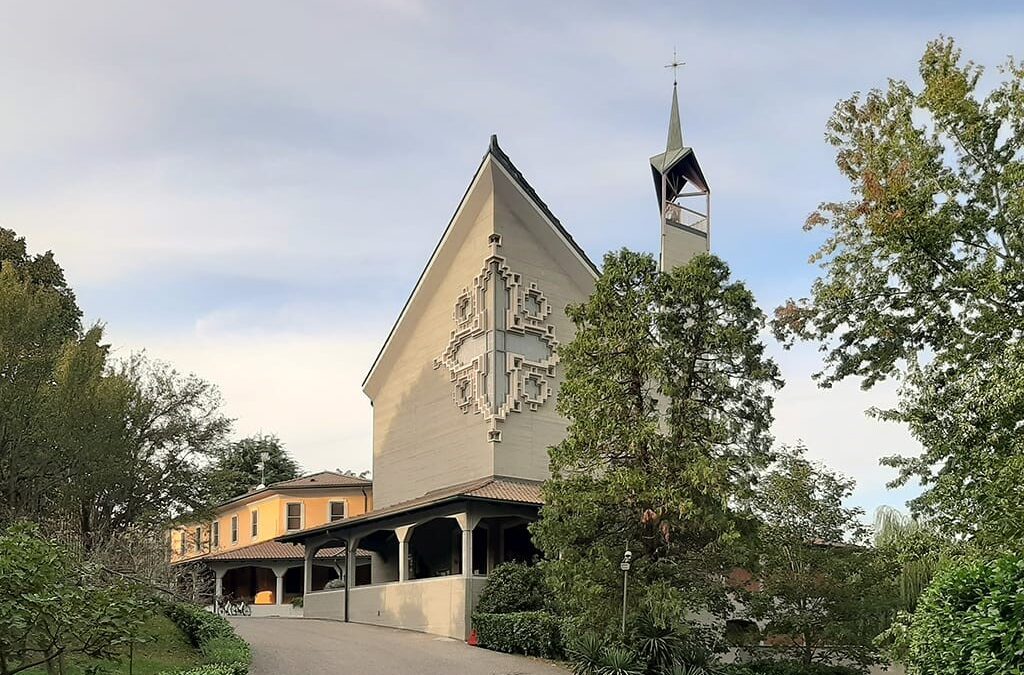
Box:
[231,617,568,675]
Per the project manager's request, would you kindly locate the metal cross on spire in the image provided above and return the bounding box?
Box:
[664,48,685,86]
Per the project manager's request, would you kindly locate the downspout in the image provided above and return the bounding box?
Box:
[361,487,369,512]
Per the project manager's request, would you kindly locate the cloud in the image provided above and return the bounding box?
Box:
[3,0,1020,515]
[107,306,378,475]
[769,342,923,513]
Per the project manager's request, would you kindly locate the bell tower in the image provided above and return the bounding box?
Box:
[650,64,710,271]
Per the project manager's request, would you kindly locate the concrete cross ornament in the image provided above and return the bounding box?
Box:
[435,236,559,442]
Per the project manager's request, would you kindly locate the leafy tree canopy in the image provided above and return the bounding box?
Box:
[744,446,893,670]
[1,229,232,548]
[533,250,782,631]
[207,434,302,503]
[773,37,1024,544]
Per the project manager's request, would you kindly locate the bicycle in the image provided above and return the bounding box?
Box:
[229,598,251,616]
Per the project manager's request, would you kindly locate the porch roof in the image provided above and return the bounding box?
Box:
[278,475,543,544]
[203,540,368,562]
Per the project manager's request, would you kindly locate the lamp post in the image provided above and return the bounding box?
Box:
[620,549,632,633]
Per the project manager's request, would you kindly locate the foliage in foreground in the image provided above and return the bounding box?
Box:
[0,523,151,675]
[901,552,1024,674]
[534,250,781,631]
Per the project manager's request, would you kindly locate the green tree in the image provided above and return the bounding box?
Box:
[0,228,80,337]
[532,250,781,632]
[0,262,71,520]
[772,38,1024,544]
[744,446,893,670]
[1,228,232,547]
[207,434,301,503]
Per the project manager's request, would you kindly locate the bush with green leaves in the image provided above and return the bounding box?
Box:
[0,522,151,675]
[903,552,1024,674]
[162,665,247,675]
[162,601,250,674]
[721,663,860,675]
[472,611,561,658]
[475,562,547,613]
[567,618,721,675]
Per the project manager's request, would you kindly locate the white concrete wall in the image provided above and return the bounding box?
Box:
[347,577,485,640]
[303,588,345,621]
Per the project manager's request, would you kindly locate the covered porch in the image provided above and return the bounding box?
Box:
[205,540,371,607]
[280,476,543,639]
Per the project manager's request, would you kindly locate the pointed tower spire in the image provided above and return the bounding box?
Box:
[666,84,683,153]
[650,54,711,271]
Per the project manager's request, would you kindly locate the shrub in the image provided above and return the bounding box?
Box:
[201,635,251,666]
[475,562,546,613]
[162,602,250,675]
[473,611,561,658]
[904,552,1024,674]
[721,662,861,675]
[163,602,236,647]
[163,665,247,675]
[291,596,304,608]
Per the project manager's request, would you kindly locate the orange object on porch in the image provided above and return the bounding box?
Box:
[254,590,274,605]
[467,628,478,646]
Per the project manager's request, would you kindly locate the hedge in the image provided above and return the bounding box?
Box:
[161,602,251,675]
[473,611,561,658]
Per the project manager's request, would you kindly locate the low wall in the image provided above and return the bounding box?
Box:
[303,588,345,621]
[348,576,488,640]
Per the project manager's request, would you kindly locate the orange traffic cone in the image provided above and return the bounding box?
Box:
[468,628,479,646]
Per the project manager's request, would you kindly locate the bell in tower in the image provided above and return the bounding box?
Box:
[650,67,711,272]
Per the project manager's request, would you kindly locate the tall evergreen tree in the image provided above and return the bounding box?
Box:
[532,250,782,630]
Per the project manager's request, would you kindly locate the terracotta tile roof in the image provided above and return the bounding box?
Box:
[271,471,372,488]
[202,540,367,561]
[461,476,543,503]
[213,470,371,510]
[279,476,543,543]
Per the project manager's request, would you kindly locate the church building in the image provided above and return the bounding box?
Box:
[279,82,710,639]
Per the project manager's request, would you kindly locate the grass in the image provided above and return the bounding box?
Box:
[20,613,203,675]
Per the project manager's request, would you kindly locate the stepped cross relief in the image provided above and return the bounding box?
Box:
[435,235,559,442]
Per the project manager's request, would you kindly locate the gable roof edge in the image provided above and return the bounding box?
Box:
[361,136,598,392]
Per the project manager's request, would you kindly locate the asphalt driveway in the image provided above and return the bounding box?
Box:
[230,617,568,675]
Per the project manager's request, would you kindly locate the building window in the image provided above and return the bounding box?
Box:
[194,527,202,551]
[329,501,346,522]
[212,521,220,549]
[286,503,302,531]
[251,510,259,538]
[231,515,238,544]
[178,532,185,555]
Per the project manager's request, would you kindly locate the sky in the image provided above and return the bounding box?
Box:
[3,1,1022,515]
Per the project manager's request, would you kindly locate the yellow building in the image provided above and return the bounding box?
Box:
[171,471,372,606]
